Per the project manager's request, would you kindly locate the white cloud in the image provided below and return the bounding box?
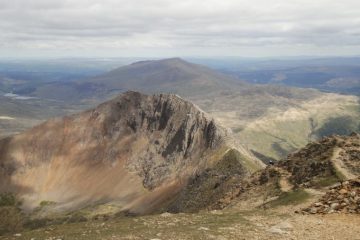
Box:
[1,0,360,57]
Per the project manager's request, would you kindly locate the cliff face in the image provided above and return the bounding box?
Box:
[0,91,256,214]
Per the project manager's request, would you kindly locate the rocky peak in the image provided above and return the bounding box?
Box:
[93,91,226,188]
[0,91,234,213]
[95,91,224,152]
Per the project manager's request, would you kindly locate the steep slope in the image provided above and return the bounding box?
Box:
[0,91,262,215]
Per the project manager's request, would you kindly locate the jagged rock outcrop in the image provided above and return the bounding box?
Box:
[303,178,360,214]
[0,91,259,215]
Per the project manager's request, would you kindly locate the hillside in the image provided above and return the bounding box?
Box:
[77,58,360,160]
[1,58,359,161]
[222,133,360,212]
[228,93,360,161]
[278,132,360,185]
[0,91,262,217]
[1,133,359,239]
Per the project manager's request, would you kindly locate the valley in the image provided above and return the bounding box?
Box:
[2,0,360,239]
[0,58,359,239]
[1,58,358,159]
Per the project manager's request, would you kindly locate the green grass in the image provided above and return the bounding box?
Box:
[265,189,310,208]
[312,176,340,188]
[236,98,360,162]
[315,116,360,138]
[334,167,347,181]
[232,127,244,133]
[225,148,262,173]
[238,118,311,161]
[0,194,25,235]
[39,201,56,207]
[0,211,252,240]
[0,193,17,207]
[313,162,349,185]
[0,207,24,235]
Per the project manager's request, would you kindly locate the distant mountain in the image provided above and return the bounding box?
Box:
[0,92,262,215]
[88,58,244,94]
[32,58,245,102]
[32,58,325,121]
[1,58,359,161]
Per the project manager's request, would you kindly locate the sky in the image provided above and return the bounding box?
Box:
[1,0,360,58]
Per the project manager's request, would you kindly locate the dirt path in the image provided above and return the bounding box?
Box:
[279,177,292,192]
[276,168,293,192]
[304,188,324,196]
[331,147,357,180]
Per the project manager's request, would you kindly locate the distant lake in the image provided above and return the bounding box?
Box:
[4,93,36,100]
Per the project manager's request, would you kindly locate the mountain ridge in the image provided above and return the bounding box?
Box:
[1,58,359,162]
[0,91,262,215]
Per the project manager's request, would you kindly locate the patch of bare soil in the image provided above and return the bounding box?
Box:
[1,209,359,240]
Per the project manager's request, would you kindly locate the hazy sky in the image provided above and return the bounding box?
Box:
[1,0,360,58]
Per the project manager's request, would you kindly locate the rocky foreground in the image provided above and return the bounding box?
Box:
[1,209,359,240]
[303,177,360,214]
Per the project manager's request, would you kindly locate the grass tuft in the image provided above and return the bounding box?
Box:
[265,189,310,208]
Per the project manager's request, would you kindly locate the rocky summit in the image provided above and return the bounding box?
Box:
[0,91,260,215]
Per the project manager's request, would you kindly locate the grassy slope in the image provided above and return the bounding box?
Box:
[0,211,253,240]
[232,94,360,160]
[2,207,360,240]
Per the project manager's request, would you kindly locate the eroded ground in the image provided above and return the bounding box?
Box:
[1,208,359,240]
